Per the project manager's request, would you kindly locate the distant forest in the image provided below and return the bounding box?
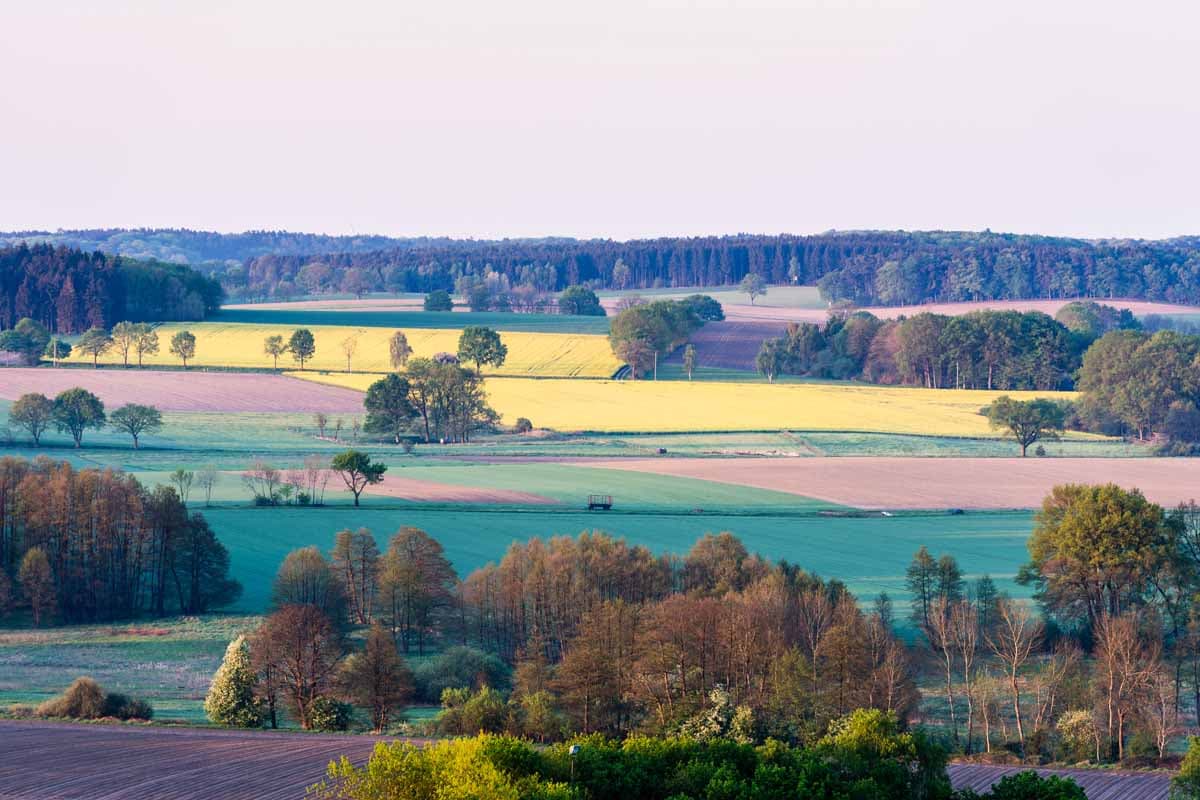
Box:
[0,243,222,333]
[224,230,1200,305]
[6,228,1200,307]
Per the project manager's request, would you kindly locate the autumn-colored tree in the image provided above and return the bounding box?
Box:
[331,528,380,625]
[377,527,457,654]
[338,623,413,732]
[18,547,55,627]
[254,605,344,729]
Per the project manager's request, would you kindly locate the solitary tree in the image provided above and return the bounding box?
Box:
[615,338,655,380]
[109,403,164,449]
[331,450,387,507]
[18,547,55,627]
[110,321,139,367]
[756,339,786,382]
[170,330,197,368]
[264,334,287,369]
[558,285,605,316]
[204,635,262,728]
[253,605,343,729]
[682,344,698,380]
[289,329,316,369]
[740,273,767,304]
[340,334,359,372]
[44,337,72,366]
[987,396,1066,457]
[197,466,220,507]
[457,326,507,373]
[314,413,329,438]
[389,331,413,370]
[364,374,416,444]
[170,468,195,504]
[10,392,53,446]
[76,327,113,367]
[134,324,159,367]
[52,388,106,447]
[423,290,453,311]
[338,623,413,732]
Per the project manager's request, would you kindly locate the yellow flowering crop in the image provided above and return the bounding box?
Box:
[288,372,1083,436]
[68,322,620,378]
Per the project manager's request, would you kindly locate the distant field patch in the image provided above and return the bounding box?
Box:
[63,322,620,377]
[212,307,612,334]
[292,372,1081,435]
[583,456,1200,510]
[0,368,364,413]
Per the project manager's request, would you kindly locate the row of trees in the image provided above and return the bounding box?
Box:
[0,457,240,623]
[755,305,1128,389]
[9,389,163,448]
[0,243,220,333]
[222,229,1200,306]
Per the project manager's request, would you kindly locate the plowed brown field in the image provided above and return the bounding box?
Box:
[580,457,1200,510]
[0,720,399,800]
[946,763,1168,800]
[0,369,365,413]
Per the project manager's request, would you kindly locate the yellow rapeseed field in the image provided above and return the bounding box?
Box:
[68,322,621,378]
[288,372,1082,436]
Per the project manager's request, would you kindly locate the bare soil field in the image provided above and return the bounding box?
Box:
[580,456,1200,510]
[721,296,1200,324]
[0,368,365,413]
[0,720,391,800]
[946,763,1168,800]
[374,474,558,505]
[663,320,787,371]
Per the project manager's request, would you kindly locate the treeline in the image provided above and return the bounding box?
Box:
[0,457,240,623]
[0,243,222,334]
[210,230,1200,305]
[757,301,1136,389]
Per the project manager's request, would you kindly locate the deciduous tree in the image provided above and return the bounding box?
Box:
[52,388,106,447]
[331,450,387,506]
[10,393,53,446]
[109,403,163,449]
[169,329,196,368]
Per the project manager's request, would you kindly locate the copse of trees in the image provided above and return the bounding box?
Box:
[758,309,1086,390]
[0,457,241,624]
[0,242,220,333]
[423,289,453,311]
[557,285,605,316]
[609,297,718,379]
[0,317,50,365]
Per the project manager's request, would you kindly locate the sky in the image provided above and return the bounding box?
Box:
[1,0,1198,241]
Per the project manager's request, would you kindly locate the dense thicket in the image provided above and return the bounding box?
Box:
[0,457,240,622]
[207,230,1200,304]
[763,309,1089,389]
[0,243,222,333]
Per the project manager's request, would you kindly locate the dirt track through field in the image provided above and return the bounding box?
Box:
[374,474,558,505]
[580,457,1200,510]
[0,369,366,413]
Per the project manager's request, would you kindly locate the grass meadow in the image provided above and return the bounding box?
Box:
[213,307,613,334]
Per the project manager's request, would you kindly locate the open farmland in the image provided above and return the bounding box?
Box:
[0,368,364,413]
[292,372,1085,435]
[202,505,1035,613]
[582,456,1200,510]
[64,322,621,377]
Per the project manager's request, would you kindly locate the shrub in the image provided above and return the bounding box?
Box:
[976,771,1086,800]
[412,646,510,703]
[1055,710,1097,762]
[36,677,152,720]
[513,417,533,434]
[309,695,353,732]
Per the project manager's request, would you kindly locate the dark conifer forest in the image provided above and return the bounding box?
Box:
[0,243,222,333]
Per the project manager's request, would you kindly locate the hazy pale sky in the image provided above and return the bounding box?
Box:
[2,0,1198,240]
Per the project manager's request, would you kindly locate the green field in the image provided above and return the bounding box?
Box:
[211,308,612,334]
[202,505,1036,613]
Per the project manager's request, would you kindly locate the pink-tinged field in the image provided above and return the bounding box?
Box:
[663,320,787,371]
[0,368,365,413]
[0,720,395,800]
[720,297,1200,324]
[579,457,1200,510]
[946,764,1168,800]
[374,474,557,505]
